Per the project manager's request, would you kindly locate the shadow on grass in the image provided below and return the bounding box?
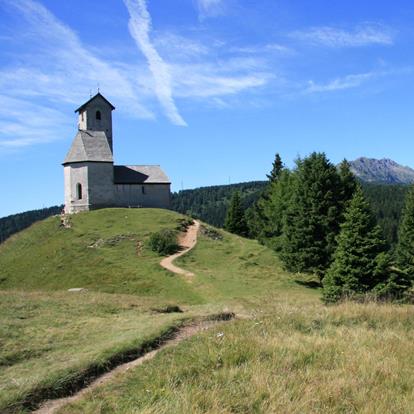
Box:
[294,279,322,289]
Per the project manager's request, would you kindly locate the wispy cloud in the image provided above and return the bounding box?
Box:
[123,0,187,126]
[197,0,225,19]
[0,94,71,149]
[291,24,394,48]
[305,72,377,94]
[0,0,153,149]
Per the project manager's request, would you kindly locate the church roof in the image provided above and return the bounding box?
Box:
[114,165,170,184]
[63,130,113,164]
[75,93,115,113]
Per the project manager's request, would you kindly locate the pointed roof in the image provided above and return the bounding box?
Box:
[63,130,113,165]
[114,165,170,184]
[75,93,115,113]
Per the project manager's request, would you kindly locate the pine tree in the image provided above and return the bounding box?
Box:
[338,159,357,208]
[323,186,409,303]
[224,191,249,237]
[280,153,343,277]
[259,169,294,250]
[396,185,414,279]
[267,153,284,182]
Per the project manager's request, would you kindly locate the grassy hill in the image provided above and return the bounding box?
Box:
[1,208,413,413]
[0,208,306,412]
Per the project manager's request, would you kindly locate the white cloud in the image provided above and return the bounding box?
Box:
[230,43,294,55]
[305,72,376,94]
[123,0,187,126]
[0,0,154,149]
[0,94,71,149]
[197,0,225,18]
[291,24,394,48]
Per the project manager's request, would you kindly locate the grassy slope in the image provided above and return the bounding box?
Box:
[0,208,303,412]
[3,208,412,413]
[59,301,414,414]
[0,209,202,303]
[0,291,192,412]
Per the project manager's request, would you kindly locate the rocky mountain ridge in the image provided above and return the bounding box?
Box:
[349,157,414,184]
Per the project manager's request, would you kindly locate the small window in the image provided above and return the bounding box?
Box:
[141,186,146,195]
[81,112,84,122]
[76,183,82,200]
[96,110,101,120]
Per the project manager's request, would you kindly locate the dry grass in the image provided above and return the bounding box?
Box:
[59,300,414,414]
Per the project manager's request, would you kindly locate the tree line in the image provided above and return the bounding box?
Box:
[0,206,63,244]
[224,153,413,303]
[172,180,407,249]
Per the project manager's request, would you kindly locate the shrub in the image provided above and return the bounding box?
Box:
[149,229,180,256]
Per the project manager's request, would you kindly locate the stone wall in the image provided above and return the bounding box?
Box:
[65,164,170,213]
[88,163,115,207]
[114,183,171,209]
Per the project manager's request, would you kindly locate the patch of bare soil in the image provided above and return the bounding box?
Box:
[160,220,200,277]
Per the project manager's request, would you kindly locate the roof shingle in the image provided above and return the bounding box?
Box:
[63,130,113,164]
[114,165,170,184]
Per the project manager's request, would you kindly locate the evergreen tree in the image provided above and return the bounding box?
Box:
[280,153,344,277]
[224,191,249,237]
[247,154,294,248]
[267,153,284,182]
[323,186,410,303]
[396,185,414,279]
[258,169,294,250]
[338,159,358,208]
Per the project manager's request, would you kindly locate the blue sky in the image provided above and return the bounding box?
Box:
[1,0,414,217]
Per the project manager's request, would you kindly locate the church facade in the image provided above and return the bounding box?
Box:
[63,93,171,214]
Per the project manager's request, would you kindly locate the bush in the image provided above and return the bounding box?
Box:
[149,229,180,256]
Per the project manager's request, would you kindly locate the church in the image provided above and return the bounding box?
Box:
[63,93,171,214]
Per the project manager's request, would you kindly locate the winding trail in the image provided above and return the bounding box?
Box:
[32,221,231,414]
[33,314,234,414]
[160,220,200,278]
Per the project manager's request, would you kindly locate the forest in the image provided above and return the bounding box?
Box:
[172,179,408,249]
[219,153,413,302]
[0,206,63,243]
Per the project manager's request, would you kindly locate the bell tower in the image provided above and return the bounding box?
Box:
[75,92,116,152]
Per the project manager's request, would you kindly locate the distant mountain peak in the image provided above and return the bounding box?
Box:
[350,157,414,184]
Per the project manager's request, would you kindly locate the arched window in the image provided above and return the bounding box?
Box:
[96,110,101,120]
[76,183,82,200]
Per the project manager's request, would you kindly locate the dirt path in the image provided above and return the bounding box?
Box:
[160,220,200,277]
[33,315,233,414]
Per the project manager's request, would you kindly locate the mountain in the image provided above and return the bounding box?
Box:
[350,158,414,184]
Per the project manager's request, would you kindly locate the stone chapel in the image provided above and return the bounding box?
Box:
[63,93,171,214]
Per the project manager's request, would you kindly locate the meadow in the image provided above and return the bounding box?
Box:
[0,209,412,413]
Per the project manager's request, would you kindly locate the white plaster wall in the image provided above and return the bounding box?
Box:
[114,184,171,208]
[64,164,90,214]
[77,110,87,130]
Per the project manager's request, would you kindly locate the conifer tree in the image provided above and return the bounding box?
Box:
[224,191,249,237]
[396,185,414,279]
[338,159,357,208]
[323,186,410,303]
[267,153,284,182]
[280,153,343,277]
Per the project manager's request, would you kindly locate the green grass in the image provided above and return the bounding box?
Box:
[0,209,202,303]
[57,300,414,414]
[2,208,412,413]
[0,290,199,412]
[0,208,298,412]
